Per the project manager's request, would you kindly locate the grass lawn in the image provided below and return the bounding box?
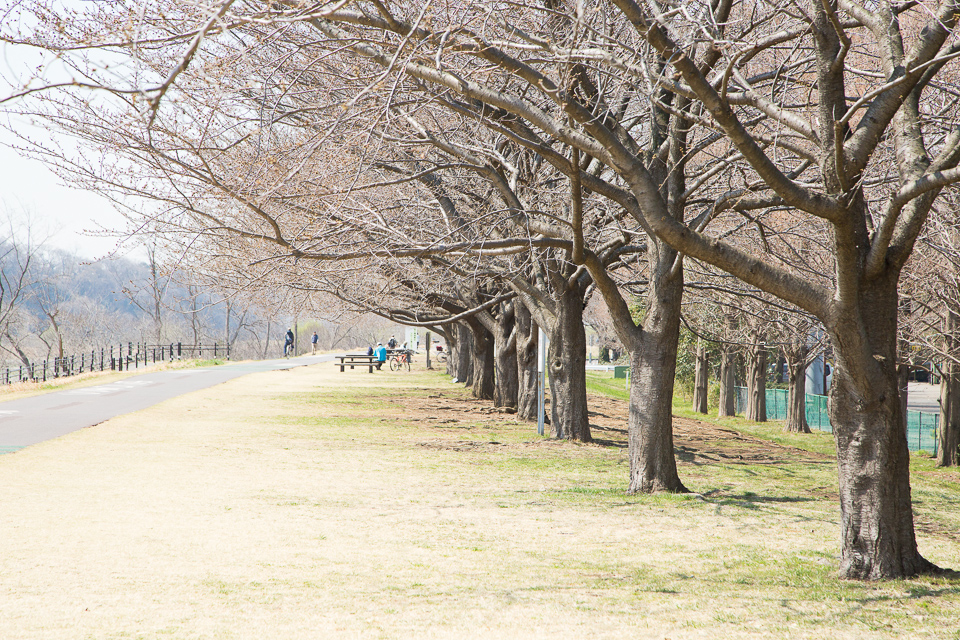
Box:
[0,363,957,639]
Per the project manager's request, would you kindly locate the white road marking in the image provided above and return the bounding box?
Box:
[66,380,155,396]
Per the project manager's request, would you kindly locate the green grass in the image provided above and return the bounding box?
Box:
[251,366,960,637]
[584,371,630,401]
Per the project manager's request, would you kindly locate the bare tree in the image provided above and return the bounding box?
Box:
[7,0,960,578]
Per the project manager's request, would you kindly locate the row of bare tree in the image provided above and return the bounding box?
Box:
[4,0,960,580]
[0,211,399,364]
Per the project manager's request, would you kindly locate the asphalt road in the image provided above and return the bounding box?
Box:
[907,381,941,414]
[0,354,335,454]
[0,358,940,455]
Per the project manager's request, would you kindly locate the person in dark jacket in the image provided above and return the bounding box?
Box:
[284,328,295,357]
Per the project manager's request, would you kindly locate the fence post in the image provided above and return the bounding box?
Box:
[214,343,217,358]
[177,342,182,358]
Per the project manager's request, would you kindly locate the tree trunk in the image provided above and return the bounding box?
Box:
[492,301,518,409]
[444,326,458,378]
[625,262,686,493]
[718,346,736,417]
[692,337,709,414]
[785,348,810,433]
[515,302,539,422]
[938,308,960,467]
[745,340,767,422]
[898,360,910,430]
[548,284,590,441]
[449,322,473,386]
[829,282,936,579]
[262,320,271,360]
[467,320,494,400]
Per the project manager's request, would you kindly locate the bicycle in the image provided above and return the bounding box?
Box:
[435,350,448,364]
[389,350,412,371]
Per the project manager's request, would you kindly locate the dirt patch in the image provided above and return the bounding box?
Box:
[398,389,833,467]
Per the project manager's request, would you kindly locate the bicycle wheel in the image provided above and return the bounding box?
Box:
[390,357,399,371]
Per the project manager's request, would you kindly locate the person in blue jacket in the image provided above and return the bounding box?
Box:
[374,342,387,370]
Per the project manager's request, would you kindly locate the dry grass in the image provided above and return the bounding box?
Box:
[1,363,958,639]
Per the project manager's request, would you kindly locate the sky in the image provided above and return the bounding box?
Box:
[1,35,140,262]
[0,138,134,260]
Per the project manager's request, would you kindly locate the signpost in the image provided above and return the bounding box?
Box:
[537,328,547,436]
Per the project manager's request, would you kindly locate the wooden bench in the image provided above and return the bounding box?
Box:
[335,354,383,373]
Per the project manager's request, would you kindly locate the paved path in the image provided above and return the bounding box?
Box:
[908,381,941,414]
[0,355,335,453]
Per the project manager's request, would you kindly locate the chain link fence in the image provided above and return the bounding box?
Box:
[734,387,939,453]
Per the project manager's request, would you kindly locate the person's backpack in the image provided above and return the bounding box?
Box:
[388,338,396,348]
[367,346,374,356]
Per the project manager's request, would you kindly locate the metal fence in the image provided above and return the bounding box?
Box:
[734,386,939,453]
[1,341,230,386]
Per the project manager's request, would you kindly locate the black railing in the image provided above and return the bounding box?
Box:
[1,341,230,386]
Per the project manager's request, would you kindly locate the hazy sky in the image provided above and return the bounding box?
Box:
[0,138,133,259]
[1,38,138,261]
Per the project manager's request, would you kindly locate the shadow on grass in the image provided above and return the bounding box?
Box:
[590,438,628,449]
[699,489,817,508]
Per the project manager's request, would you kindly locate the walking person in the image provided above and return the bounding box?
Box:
[284,328,295,357]
[311,331,319,355]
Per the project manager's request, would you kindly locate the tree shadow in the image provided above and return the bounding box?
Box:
[698,489,817,507]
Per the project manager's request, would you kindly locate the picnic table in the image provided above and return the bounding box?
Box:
[334,354,382,373]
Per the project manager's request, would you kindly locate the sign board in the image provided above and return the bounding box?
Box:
[405,327,420,349]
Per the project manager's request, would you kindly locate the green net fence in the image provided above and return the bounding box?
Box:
[734,387,939,453]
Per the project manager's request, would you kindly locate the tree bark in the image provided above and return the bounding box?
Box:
[692,337,709,414]
[515,301,539,422]
[444,325,459,379]
[492,301,518,410]
[466,319,494,400]
[745,339,767,422]
[456,323,474,386]
[547,284,590,441]
[938,308,960,467]
[625,261,686,493]
[829,281,936,580]
[784,348,811,433]
[898,356,910,431]
[718,346,736,417]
